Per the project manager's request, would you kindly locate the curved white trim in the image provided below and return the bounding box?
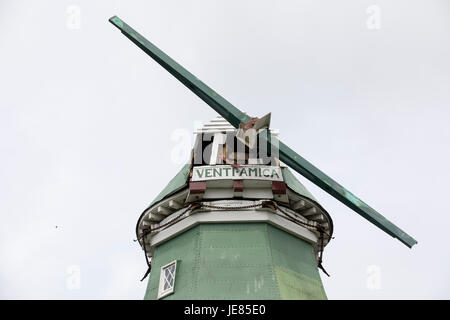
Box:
[149,207,319,250]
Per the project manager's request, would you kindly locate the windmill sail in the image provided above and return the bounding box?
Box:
[109,16,417,248]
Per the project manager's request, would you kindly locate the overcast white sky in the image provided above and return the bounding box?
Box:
[1,0,449,299]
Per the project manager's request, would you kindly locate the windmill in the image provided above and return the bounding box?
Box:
[109,16,417,300]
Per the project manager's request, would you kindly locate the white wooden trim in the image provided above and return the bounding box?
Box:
[157,260,177,299]
[150,207,319,249]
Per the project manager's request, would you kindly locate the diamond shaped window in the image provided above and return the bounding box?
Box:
[158,261,177,299]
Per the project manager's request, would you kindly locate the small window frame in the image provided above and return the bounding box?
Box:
[157,260,177,299]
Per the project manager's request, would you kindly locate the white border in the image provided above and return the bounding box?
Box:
[191,165,284,182]
[151,208,319,249]
[157,260,177,299]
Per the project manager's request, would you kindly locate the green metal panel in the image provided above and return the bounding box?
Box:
[274,266,327,300]
[281,167,317,201]
[267,225,320,281]
[145,225,200,300]
[136,164,191,240]
[145,223,326,300]
[109,16,417,248]
[146,163,190,209]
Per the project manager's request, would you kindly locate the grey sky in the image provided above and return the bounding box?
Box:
[0,0,449,299]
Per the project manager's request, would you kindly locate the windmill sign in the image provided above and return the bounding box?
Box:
[192,165,284,182]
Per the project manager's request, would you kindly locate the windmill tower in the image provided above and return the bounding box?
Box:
[109,16,417,300]
[137,117,333,299]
